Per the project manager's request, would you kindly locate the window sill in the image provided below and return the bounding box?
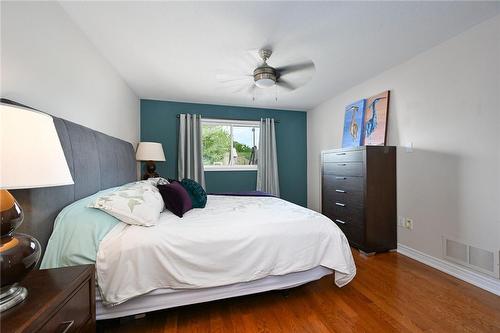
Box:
[204,166,258,172]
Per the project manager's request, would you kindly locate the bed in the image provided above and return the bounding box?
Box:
[13,111,356,320]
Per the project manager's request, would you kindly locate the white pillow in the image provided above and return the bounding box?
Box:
[89,181,165,226]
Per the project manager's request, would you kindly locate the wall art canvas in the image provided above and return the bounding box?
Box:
[342,99,366,148]
[363,90,390,146]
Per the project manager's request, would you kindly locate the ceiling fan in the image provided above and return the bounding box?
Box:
[216,48,315,95]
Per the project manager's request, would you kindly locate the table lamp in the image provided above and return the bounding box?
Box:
[136,142,166,180]
[0,101,74,312]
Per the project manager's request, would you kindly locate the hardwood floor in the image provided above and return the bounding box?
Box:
[98,249,500,332]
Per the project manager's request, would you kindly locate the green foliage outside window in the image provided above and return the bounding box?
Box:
[233,141,253,164]
[202,126,231,165]
[202,124,258,166]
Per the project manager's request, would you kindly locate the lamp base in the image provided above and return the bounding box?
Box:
[0,190,41,313]
[0,284,27,312]
[142,160,160,180]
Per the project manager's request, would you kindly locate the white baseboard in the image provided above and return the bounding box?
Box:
[397,243,500,296]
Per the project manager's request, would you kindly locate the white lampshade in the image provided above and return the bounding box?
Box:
[136,142,166,161]
[0,103,74,189]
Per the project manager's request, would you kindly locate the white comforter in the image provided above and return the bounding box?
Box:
[96,195,356,305]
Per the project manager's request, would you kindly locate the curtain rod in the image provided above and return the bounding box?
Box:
[176,114,280,124]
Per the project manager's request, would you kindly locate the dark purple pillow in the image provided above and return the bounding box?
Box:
[157,182,192,218]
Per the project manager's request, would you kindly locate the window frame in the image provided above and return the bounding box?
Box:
[201,118,260,172]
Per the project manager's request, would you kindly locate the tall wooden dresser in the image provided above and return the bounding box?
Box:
[321,146,397,255]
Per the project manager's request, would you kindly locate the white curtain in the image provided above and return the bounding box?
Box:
[256,118,279,196]
[178,114,205,188]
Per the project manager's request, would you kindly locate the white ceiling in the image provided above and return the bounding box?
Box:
[60,1,499,111]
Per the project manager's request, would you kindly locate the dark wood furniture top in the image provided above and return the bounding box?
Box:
[97,250,500,333]
[321,146,397,254]
[2,265,95,333]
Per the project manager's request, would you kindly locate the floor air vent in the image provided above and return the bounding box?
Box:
[442,237,499,279]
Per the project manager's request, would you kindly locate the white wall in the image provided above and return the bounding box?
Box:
[1,1,139,144]
[308,16,499,261]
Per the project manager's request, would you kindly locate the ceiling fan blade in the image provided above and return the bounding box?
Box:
[276,60,315,77]
[277,79,297,91]
[231,82,256,93]
[217,81,250,93]
[216,73,252,83]
[222,81,249,90]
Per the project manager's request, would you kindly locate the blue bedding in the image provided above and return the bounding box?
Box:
[40,186,121,269]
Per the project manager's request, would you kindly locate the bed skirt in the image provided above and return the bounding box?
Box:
[96,266,333,320]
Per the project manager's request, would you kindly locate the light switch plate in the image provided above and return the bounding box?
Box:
[397,216,405,227]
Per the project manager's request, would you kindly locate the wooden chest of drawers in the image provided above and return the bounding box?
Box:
[321,146,396,254]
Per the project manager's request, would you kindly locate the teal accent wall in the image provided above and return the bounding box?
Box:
[140,100,307,206]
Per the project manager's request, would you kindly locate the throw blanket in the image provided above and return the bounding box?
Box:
[97,195,356,305]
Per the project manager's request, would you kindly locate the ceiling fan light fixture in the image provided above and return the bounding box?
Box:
[253,65,277,88]
[255,77,275,88]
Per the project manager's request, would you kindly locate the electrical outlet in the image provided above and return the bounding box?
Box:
[406,142,414,153]
[404,218,413,230]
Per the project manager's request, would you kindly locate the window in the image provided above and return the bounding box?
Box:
[201,118,260,171]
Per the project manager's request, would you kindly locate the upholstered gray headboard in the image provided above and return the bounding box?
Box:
[11,113,137,257]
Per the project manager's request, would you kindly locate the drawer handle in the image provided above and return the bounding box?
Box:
[335,177,347,180]
[60,320,74,333]
[335,219,347,224]
[336,152,346,156]
[338,163,347,166]
[335,189,346,193]
[335,202,346,207]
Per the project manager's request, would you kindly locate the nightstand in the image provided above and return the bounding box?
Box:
[2,265,95,332]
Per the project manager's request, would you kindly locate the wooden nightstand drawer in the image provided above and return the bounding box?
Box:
[2,265,95,333]
[39,281,92,333]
